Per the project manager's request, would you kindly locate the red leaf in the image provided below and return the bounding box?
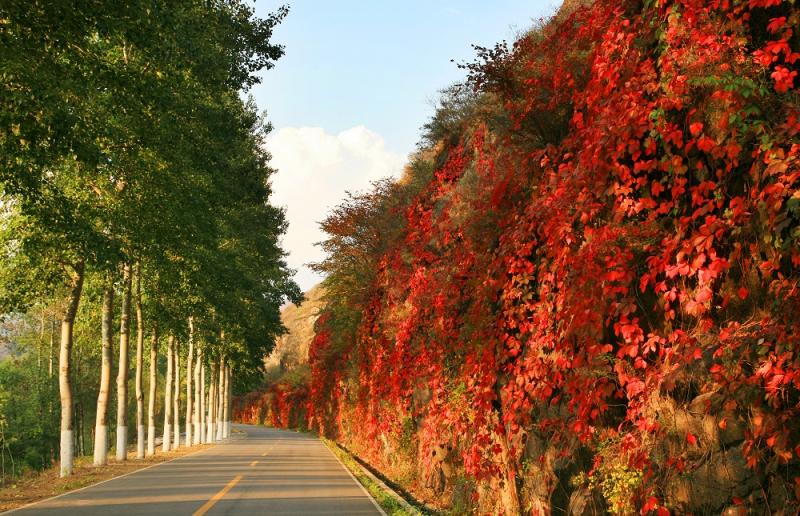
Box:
[687,433,698,446]
[737,287,749,300]
[689,122,704,137]
[697,136,715,153]
[772,66,797,93]
[643,496,658,511]
[767,17,787,34]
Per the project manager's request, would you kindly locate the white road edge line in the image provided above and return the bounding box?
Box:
[1,445,218,515]
[323,440,388,516]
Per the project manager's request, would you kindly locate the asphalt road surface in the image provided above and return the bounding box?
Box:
[7,425,384,515]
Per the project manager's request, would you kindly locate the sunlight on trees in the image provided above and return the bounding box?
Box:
[0,1,299,480]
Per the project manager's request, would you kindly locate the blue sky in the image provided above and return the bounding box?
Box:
[249,1,561,291]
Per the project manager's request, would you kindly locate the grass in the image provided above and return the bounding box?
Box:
[322,437,432,516]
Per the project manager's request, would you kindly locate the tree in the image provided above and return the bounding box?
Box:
[115,265,131,461]
[92,281,113,466]
[1,0,296,478]
[134,265,145,459]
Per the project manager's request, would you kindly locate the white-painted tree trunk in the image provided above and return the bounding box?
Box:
[198,356,205,444]
[162,335,174,452]
[115,264,132,461]
[223,365,231,439]
[228,365,233,437]
[193,346,201,445]
[185,319,194,447]
[216,356,225,441]
[134,265,145,459]
[59,262,84,477]
[93,284,114,466]
[146,325,159,456]
[206,363,216,443]
[173,341,180,450]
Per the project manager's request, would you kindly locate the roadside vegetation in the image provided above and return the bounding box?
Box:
[236,0,800,513]
[323,437,430,516]
[0,0,299,485]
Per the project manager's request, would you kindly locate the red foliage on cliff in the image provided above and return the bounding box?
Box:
[241,0,800,512]
[233,381,308,430]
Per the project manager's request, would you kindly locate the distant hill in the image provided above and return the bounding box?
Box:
[265,284,325,375]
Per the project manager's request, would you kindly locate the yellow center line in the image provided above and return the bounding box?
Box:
[193,474,242,516]
[249,460,258,466]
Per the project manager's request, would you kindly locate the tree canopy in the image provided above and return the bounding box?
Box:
[0,0,299,478]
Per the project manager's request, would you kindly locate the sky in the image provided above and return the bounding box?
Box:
[250,1,561,291]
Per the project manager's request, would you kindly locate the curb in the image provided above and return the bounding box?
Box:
[324,442,389,516]
[326,441,424,515]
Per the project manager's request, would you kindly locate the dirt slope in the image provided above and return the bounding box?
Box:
[265,284,325,374]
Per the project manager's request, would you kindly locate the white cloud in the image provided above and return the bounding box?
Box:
[267,126,405,292]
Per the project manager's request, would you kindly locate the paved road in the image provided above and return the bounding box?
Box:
[7,425,384,515]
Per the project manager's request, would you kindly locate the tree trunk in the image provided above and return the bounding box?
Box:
[38,308,44,373]
[491,380,521,516]
[193,347,201,445]
[76,401,84,456]
[216,356,225,441]
[93,282,114,466]
[134,264,145,459]
[162,335,173,452]
[116,264,132,461]
[172,341,180,450]
[496,429,521,516]
[185,318,193,447]
[206,362,216,443]
[146,324,159,456]
[220,364,226,439]
[59,261,85,477]
[223,365,231,438]
[48,318,54,378]
[199,355,205,444]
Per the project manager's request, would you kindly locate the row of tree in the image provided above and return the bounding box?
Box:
[94,304,236,464]
[0,1,300,477]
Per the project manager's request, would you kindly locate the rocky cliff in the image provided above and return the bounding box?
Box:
[264,284,325,375]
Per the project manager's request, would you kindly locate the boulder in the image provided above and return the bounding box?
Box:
[567,486,606,516]
[664,444,758,512]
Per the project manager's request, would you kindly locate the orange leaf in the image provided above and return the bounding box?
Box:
[695,286,713,303]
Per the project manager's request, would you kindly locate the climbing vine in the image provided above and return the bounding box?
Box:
[238,0,800,512]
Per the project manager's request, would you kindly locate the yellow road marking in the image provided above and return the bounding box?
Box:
[261,451,269,456]
[193,474,242,516]
[249,460,258,466]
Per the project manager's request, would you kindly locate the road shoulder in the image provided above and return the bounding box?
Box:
[0,443,215,514]
[322,437,432,516]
